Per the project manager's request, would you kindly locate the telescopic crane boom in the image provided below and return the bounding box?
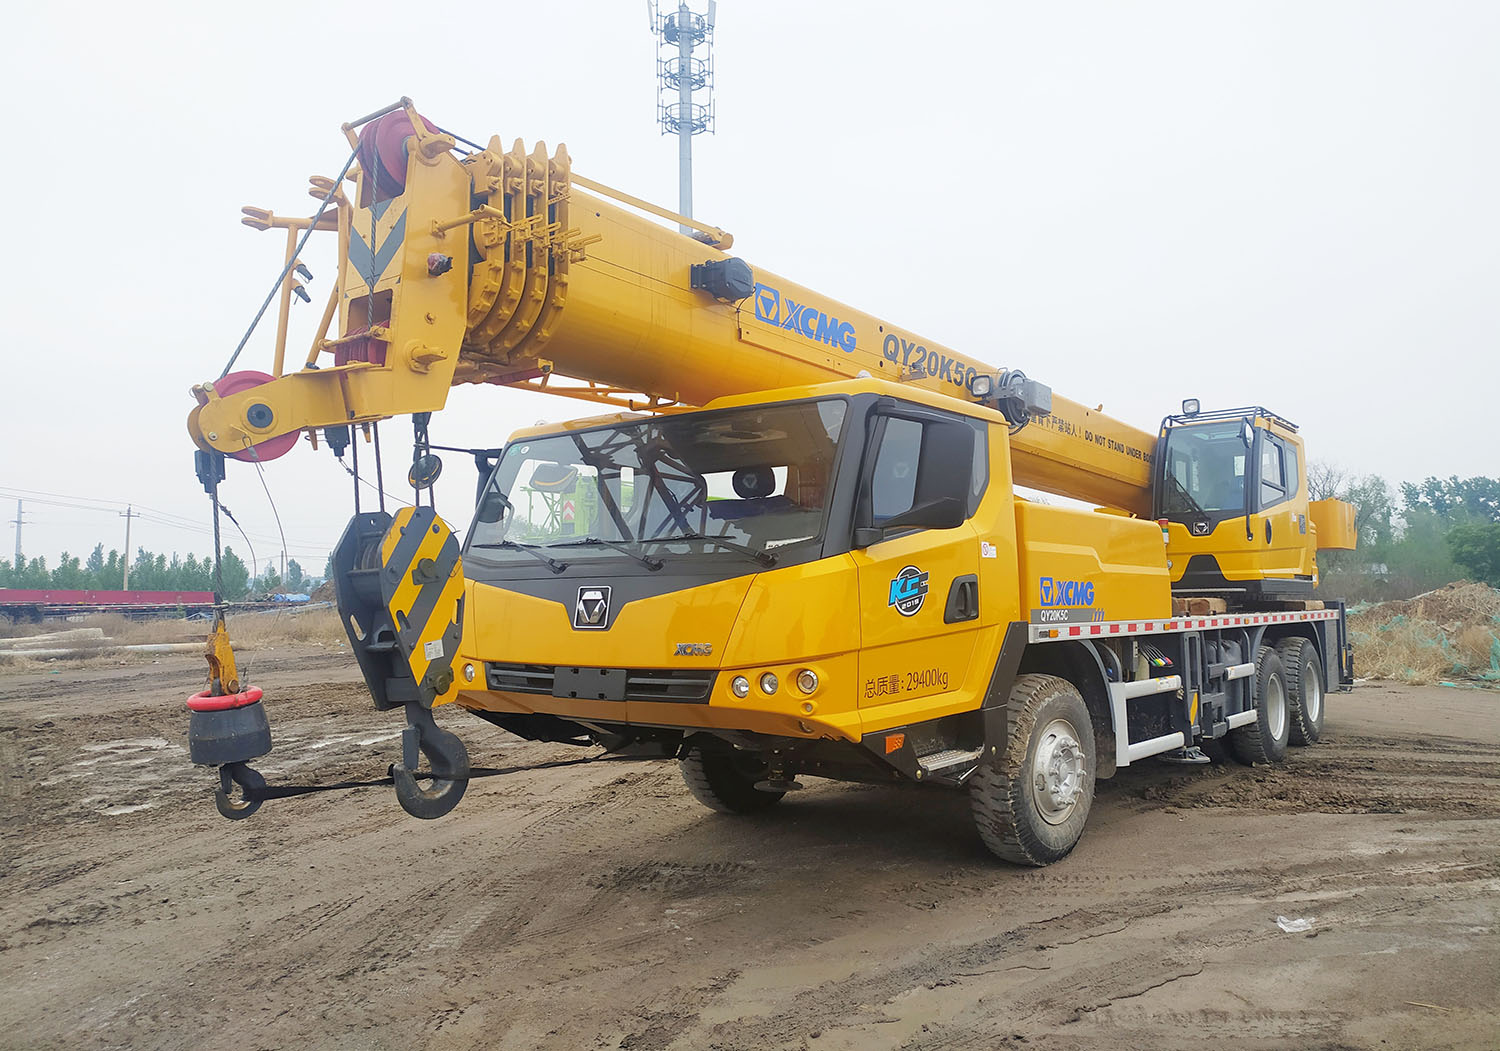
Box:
[190,103,1156,515]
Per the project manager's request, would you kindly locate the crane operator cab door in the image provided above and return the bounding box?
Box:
[1252,424,1315,585]
[849,402,986,714]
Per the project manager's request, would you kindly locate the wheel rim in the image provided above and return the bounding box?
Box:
[1304,668,1322,723]
[1032,718,1086,825]
[1266,673,1287,740]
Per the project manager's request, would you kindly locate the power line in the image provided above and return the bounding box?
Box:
[0,485,329,552]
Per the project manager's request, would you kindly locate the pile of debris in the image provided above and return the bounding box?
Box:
[1348,580,1500,685]
[0,626,205,661]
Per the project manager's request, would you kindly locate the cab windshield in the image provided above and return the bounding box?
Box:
[1159,420,1248,516]
[466,399,848,567]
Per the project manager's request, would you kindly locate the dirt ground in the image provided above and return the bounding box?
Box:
[1,648,1496,1051]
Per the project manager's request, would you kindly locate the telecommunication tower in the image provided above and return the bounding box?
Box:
[649,1,717,234]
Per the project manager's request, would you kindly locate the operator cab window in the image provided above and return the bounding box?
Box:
[1159,421,1247,516]
[467,398,849,571]
[1260,435,1287,510]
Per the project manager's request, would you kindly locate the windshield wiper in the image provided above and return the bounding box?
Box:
[546,537,664,571]
[650,533,778,568]
[469,540,568,574]
[1165,472,1208,519]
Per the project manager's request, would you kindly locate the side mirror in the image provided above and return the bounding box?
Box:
[854,496,966,547]
[476,487,511,524]
[408,452,443,489]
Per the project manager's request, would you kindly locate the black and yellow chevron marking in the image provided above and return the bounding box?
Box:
[379,506,465,703]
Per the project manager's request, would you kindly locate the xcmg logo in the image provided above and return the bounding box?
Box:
[753,282,857,353]
[1039,577,1096,607]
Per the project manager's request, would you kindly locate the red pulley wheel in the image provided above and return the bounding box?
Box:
[215,370,299,463]
[357,109,442,200]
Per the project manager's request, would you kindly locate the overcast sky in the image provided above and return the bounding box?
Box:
[3,0,1496,574]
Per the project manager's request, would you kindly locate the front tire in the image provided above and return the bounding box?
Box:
[1228,646,1290,765]
[679,749,785,814]
[1276,637,1325,745]
[970,674,1096,866]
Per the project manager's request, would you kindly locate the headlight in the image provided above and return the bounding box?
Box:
[796,669,818,694]
[463,662,476,683]
[759,672,779,695]
[731,675,750,698]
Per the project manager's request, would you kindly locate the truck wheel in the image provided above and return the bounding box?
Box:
[679,750,785,814]
[970,674,1096,866]
[1228,646,1290,765]
[1276,637,1325,746]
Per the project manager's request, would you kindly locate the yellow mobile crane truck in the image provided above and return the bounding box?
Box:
[185,101,1356,865]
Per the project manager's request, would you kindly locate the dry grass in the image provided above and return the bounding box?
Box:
[1349,581,1500,685]
[229,606,347,648]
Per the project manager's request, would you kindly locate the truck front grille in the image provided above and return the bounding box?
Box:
[485,663,716,704]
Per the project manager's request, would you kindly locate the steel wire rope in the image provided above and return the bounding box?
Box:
[334,456,411,509]
[235,440,298,684]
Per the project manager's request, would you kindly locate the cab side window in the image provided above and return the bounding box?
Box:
[863,411,981,528]
[1260,435,1287,509]
[869,417,923,521]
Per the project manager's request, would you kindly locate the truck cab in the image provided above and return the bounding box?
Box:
[325,376,1192,860]
[1155,405,1355,603]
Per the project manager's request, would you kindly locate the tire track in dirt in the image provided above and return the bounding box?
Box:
[3,654,1498,1051]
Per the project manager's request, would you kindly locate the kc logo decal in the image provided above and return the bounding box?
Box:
[888,565,930,617]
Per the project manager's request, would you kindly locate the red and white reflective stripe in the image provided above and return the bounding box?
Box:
[1029,608,1340,644]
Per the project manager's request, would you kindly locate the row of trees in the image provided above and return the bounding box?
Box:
[0,544,316,601]
[1312,471,1500,598]
[3,475,1493,605]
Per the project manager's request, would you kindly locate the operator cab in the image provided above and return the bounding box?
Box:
[1155,403,1314,601]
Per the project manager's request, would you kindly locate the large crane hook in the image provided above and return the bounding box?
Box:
[393,703,469,819]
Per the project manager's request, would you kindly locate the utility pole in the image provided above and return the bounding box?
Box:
[120,505,140,589]
[651,1,717,233]
[10,499,21,568]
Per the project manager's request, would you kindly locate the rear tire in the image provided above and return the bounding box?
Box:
[1228,646,1290,765]
[1276,637,1325,746]
[679,750,785,814]
[970,674,1096,866]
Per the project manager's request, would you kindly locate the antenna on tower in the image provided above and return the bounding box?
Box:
[649,1,717,237]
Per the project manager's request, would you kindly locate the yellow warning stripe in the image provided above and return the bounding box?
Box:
[386,523,451,633]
